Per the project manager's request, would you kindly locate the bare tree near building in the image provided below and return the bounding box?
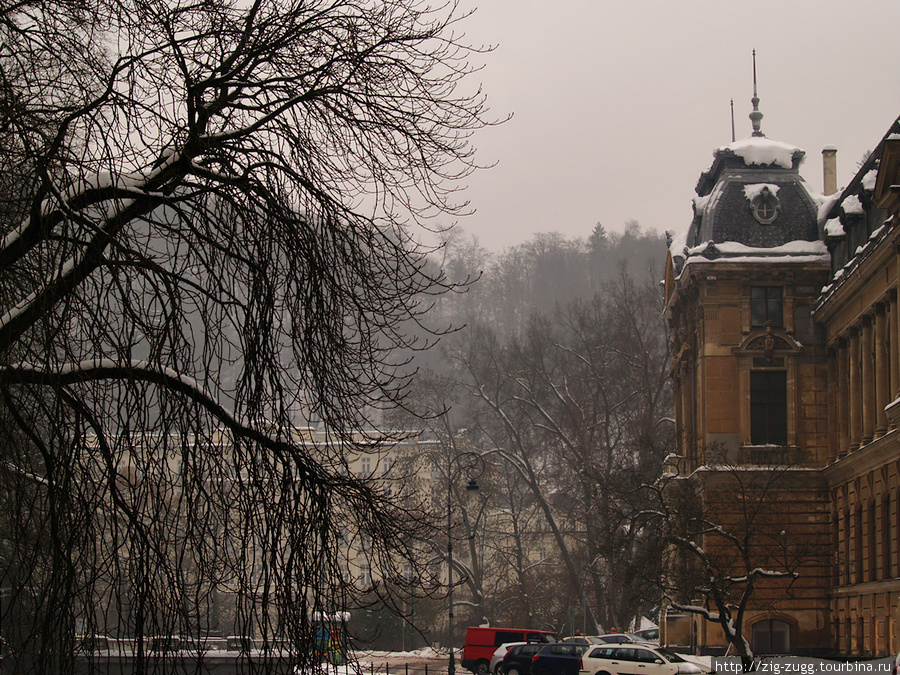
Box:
[657,446,829,671]
[0,0,495,671]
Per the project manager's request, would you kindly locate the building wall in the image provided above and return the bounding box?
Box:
[664,121,900,657]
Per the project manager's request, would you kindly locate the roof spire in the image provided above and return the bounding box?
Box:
[730,99,735,142]
[750,49,764,137]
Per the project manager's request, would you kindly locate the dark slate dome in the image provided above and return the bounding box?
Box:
[686,135,822,250]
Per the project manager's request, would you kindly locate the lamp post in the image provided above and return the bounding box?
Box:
[447,451,483,675]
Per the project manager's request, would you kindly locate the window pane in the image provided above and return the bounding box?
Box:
[770,621,790,653]
[752,621,771,654]
[751,287,783,327]
[768,288,783,327]
[750,371,787,445]
[751,287,767,327]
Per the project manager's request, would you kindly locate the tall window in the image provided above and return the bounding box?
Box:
[870,501,878,582]
[750,371,787,445]
[856,505,864,584]
[882,495,892,581]
[752,619,791,654]
[751,286,783,328]
[844,507,852,586]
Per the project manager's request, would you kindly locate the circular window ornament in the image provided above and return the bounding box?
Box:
[745,184,781,224]
[754,199,778,223]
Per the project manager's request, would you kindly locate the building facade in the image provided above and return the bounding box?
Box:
[663,105,900,657]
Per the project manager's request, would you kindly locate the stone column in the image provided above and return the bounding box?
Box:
[890,292,900,426]
[876,303,889,437]
[681,359,694,465]
[850,328,862,451]
[895,489,900,579]
[673,370,683,456]
[891,278,900,398]
[862,317,875,445]
[838,339,850,456]
[828,347,839,462]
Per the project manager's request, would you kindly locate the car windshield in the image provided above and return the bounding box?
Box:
[655,648,685,663]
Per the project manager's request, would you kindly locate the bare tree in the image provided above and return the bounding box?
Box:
[657,446,829,670]
[0,0,494,671]
[449,270,672,633]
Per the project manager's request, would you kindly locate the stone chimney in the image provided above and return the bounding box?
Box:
[822,146,838,195]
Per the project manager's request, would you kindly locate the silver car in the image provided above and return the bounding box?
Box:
[579,644,702,675]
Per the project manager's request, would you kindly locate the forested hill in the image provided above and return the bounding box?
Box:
[395,221,674,633]
[432,221,668,336]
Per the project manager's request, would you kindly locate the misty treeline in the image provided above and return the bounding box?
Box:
[390,223,675,638]
[433,222,665,337]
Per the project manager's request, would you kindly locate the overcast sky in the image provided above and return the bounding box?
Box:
[451,0,900,251]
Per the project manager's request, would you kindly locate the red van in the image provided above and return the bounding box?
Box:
[461,627,557,674]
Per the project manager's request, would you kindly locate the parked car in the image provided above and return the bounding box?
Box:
[561,636,607,646]
[530,642,589,675]
[592,634,636,645]
[630,628,659,643]
[580,644,702,675]
[500,643,545,675]
[491,643,526,673]
[562,635,636,646]
[462,627,558,675]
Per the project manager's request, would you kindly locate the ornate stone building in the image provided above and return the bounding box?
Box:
[663,100,900,657]
[816,119,900,656]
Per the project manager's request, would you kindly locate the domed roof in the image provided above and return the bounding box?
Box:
[686,134,822,250]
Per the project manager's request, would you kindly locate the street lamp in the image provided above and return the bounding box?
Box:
[447,451,483,675]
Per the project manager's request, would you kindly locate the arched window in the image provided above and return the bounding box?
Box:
[752,619,791,654]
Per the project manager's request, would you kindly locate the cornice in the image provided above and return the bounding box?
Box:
[823,428,900,488]
[831,577,900,598]
[814,220,899,330]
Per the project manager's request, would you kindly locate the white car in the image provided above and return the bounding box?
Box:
[630,628,659,643]
[491,642,527,674]
[580,644,702,675]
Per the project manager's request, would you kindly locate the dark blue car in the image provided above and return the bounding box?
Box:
[530,642,589,675]
[500,643,545,675]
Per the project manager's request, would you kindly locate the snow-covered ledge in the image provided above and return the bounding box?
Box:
[886,397,900,426]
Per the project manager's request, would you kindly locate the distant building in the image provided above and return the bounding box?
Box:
[663,93,900,657]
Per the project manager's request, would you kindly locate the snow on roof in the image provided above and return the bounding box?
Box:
[688,240,827,257]
[717,135,803,169]
[682,239,829,267]
[816,191,842,226]
[842,194,864,215]
[667,227,690,258]
[861,168,878,192]
[692,194,710,214]
[742,183,779,202]
[825,218,844,238]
